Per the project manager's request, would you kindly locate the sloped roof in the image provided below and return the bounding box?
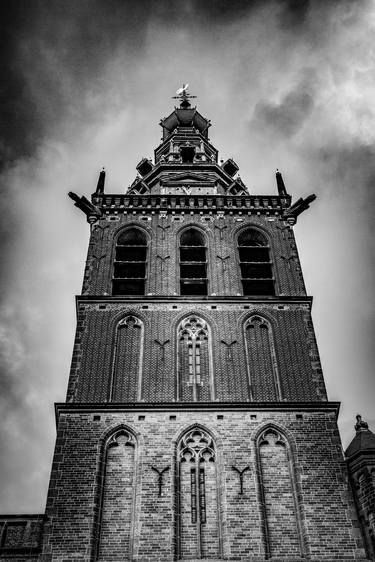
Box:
[160,108,210,139]
[345,427,375,459]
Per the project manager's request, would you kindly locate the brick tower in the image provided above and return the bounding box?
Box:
[0,88,371,561]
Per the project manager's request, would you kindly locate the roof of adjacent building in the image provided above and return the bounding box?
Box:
[345,415,375,459]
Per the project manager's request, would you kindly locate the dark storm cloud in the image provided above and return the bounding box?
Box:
[0,0,346,169]
[0,0,153,169]
[252,71,317,138]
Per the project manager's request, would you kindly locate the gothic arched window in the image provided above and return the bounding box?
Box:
[244,315,281,401]
[177,428,220,559]
[180,228,208,295]
[111,316,143,401]
[112,228,147,295]
[177,316,212,401]
[256,428,305,558]
[237,228,274,295]
[97,429,136,561]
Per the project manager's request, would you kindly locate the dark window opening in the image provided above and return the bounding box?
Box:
[180,229,207,296]
[180,247,206,262]
[180,264,206,278]
[240,263,273,279]
[238,246,269,262]
[238,229,274,296]
[116,246,146,261]
[114,262,146,278]
[113,228,147,296]
[181,280,208,296]
[180,146,195,163]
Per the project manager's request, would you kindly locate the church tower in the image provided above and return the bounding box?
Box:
[0,88,371,561]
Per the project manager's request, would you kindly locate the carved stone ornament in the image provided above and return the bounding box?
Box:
[179,428,215,463]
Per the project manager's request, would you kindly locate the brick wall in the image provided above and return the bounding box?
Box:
[40,408,367,561]
[66,302,326,404]
[82,213,306,299]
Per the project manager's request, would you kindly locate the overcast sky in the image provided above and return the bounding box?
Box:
[1,0,374,514]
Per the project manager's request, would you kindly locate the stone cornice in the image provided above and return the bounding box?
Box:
[91,192,292,214]
[74,295,313,316]
[55,401,340,426]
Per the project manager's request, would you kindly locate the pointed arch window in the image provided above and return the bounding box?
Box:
[112,228,147,295]
[177,316,211,401]
[256,428,305,558]
[238,229,274,295]
[245,315,281,401]
[177,428,220,559]
[180,228,207,295]
[111,316,143,401]
[97,429,136,561]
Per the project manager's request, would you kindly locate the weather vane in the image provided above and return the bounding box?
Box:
[172,84,197,107]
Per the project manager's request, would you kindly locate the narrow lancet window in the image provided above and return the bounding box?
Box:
[180,228,208,295]
[97,429,136,561]
[177,316,211,401]
[178,428,219,559]
[257,428,304,558]
[112,228,147,295]
[245,316,281,401]
[238,229,274,295]
[111,316,143,401]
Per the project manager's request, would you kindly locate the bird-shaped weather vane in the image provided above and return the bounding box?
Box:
[172,83,196,108]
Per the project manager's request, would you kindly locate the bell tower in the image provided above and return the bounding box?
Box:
[0,88,370,561]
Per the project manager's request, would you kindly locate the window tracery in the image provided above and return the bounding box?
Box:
[177,428,219,559]
[177,316,211,401]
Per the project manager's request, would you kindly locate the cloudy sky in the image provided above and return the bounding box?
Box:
[1,0,374,513]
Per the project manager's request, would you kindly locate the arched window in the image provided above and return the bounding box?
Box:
[177,316,211,402]
[112,228,147,295]
[256,428,305,558]
[180,229,207,295]
[111,316,143,401]
[237,229,274,295]
[244,316,281,400]
[97,429,136,561]
[177,428,220,559]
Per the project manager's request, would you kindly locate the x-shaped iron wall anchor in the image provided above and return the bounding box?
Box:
[217,254,230,273]
[232,466,250,495]
[157,223,171,240]
[154,339,170,361]
[280,254,295,270]
[157,254,170,273]
[91,252,106,271]
[221,339,237,361]
[215,223,227,240]
[151,466,170,496]
[92,223,109,242]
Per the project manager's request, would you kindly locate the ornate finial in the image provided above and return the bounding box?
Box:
[276,169,288,197]
[355,414,369,432]
[172,84,197,109]
[96,167,106,194]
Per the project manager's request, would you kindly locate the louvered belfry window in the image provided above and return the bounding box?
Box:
[112,228,147,295]
[180,228,208,295]
[238,229,274,295]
